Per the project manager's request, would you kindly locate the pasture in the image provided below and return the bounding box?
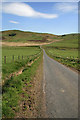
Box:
[46,34,78,49]
[44,34,79,71]
[2,46,41,63]
[46,48,78,59]
[2,46,41,80]
[2,45,42,118]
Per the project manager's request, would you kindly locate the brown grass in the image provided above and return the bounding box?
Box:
[1,39,62,46]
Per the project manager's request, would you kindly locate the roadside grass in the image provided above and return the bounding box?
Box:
[2,50,43,118]
[46,48,78,58]
[43,33,79,71]
[45,49,79,71]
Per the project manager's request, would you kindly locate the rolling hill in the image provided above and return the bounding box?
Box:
[2,30,58,43]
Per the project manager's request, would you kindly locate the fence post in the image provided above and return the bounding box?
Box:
[13,55,14,61]
[4,56,6,64]
[22,56,23,60]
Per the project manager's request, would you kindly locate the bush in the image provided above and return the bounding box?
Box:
[9,33,16,36]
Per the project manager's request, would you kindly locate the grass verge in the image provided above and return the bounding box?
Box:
[2,52,43,118]
[44,48,79,71]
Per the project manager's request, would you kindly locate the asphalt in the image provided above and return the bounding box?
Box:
[43,49,78,118]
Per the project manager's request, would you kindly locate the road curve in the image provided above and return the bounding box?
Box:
[43,50,78,118]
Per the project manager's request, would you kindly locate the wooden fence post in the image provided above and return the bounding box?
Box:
[4,56,6,64]
[22,56,23,60]
[13,55,14,61]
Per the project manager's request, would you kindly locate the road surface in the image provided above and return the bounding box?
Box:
[43,50,78,118]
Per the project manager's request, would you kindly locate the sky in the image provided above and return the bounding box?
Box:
[1,0,79,2]
[2,2,78,35]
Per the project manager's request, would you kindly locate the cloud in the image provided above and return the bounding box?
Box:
[9,20,19,24]
[2,3,58,19]
[55,3,78,13]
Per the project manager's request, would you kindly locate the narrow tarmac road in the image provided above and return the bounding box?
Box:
[43,50,78,118]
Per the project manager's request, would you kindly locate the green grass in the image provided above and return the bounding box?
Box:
[2,46,41,80]
[44,33,79,71]
[2,53,43,118]
[2,30,57,43]
[2,45,43,118]
[46,34,78,49]
[46,48,78,59]
[2,46,41,63]
[45,49,79,71]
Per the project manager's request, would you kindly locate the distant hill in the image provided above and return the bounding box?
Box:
[45,33,78,49]
[2,30,58,43]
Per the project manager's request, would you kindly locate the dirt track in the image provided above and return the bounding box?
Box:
[1,40,62,46]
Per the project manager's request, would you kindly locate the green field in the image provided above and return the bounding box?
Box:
[2,32,79,118]
[44,33,79,71]
[2,46,41,80]
[2,30,57,43]
[46,48,78,58]
[2,46,41,63]
[2,45,42,118]
[2,53,43,118]
[46,34,78,49]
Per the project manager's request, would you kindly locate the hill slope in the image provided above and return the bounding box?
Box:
[45,33,78,49]
[2,30,58,43]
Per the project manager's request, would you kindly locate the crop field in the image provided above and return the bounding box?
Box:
[44,34,79,71]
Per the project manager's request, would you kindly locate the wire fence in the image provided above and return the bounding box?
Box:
[2,52,41,64]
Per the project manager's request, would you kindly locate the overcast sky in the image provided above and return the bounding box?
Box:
[2,2,78,35]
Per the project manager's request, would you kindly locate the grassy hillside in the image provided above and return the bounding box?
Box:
[46,33,78,49]
[2,30,57,43]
